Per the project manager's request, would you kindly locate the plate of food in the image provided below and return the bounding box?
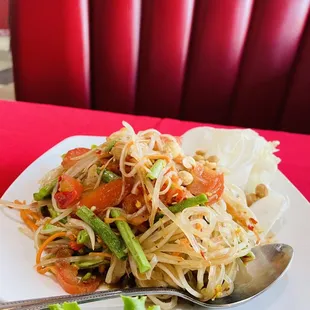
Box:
[0,123,309,310]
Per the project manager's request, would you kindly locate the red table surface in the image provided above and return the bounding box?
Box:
[0,100,309,201]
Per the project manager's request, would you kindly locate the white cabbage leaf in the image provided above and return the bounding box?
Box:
[182,127,280,192]
[181,127,286,236]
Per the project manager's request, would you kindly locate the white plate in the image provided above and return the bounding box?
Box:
[1,135,309,310]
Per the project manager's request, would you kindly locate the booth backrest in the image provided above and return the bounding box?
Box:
[10,0,310,133]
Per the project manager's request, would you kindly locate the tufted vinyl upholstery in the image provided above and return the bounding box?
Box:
[10,0,310,133]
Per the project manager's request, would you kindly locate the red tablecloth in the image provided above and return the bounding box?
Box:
[0,100,309,201]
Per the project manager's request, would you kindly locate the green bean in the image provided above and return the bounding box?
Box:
[105,139,117,151]
[147,159,166,180]
[101,169,120,183]
[76,206,127,260]
[47,205,58,218]
[81,272,92,281]
[156,194,208,221]
[76,230,90,244]
[46,205,67,223]
[168,194,208,213]
[40,223,59,234]
[33,180,57,201]
[96,168,120,183]
[111,209,151,273]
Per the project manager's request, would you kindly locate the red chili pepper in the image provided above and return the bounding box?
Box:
[200,250,208,261]
[69,241,83,251]
[249,218,258,225]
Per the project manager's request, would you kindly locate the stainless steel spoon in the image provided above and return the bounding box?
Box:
[0,243,293,310]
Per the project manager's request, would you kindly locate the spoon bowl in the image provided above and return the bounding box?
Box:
[0,243,294,310]
[205,243,294,307]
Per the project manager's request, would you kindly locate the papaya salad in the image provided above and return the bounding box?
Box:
[0,122,282,309]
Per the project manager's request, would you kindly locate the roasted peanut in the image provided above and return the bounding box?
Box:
[246,193,259,207]
[207,155,219,163]
[255,184,268,198]
[182,156,196,169]
[193,154,204,161]
[178,170,194,186]
[195,150,206,156]
[204,161,217,169]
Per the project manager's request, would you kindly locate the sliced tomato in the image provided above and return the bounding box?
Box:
[187,164,224,204]
[80,179,132,215]
[58,175,83,192]
[56,248,73,258]
[160,185,186,206]
[62,148,90,170]
[122,193,144,213]
[54,191,78,209]
[52,261,101,294]
[54,175,84,209]
[122,193,149,226]
[136,222,148,232]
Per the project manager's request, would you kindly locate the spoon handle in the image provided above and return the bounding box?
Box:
[0,288,184,310]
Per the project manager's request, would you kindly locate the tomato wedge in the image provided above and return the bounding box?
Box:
[52,261,101,294]
[80,179,132,214]
[187,164,224,204]
[160,185,186,206]
[55,248,73,258]
[62,148,90,170]
[122,193,149,226]
[54,175,84,209]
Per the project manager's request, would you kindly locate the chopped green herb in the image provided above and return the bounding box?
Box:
[147,306,161,310]
[81,272,92,281]
[74,259,107,269]
[48,302,80,310]
[48,296,162,310]
[121,296,147,310]
[105,139,117,152]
